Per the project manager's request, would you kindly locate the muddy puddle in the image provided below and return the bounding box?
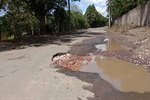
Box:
[107,39,128,50]
[53,36,150,99]
[81,56,150,93]
[94,38,128,51]
[81,38,150,93]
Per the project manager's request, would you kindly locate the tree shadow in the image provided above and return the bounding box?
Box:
[55,66,150,100]
[0,30,106,52]
[0,31,88,52]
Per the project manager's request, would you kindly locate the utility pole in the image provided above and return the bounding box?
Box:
[108,0,111,28]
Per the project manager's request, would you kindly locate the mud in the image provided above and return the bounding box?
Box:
[51,27,150,100]
[94,57,150,93]
[57,58,150,100]
[67,35,150,100]
[76,56,150,100]
[69,36,127,55]
[106,39,128,50]
[53,35,150,100]
[69,36,150,68]
[68,36,106,56]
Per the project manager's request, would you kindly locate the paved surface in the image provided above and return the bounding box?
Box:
[0,28,98,100]
[0,27,149,100]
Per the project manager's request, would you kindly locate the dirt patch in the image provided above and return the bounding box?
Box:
[68,36,106,56]
[68,34,150,68]
[106,26,150,68]
[108,26,150,55]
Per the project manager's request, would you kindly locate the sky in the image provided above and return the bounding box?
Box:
[74,0,108,17]
[0,0,108,17]
[0,10,6,16]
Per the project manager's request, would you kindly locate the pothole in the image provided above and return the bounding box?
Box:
[52,37,150,93]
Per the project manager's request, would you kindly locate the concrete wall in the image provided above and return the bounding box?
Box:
[114,1,150,27]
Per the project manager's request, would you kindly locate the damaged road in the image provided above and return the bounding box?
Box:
[0,27,150,100]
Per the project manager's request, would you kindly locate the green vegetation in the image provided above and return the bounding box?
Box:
[0,0,108,40]
[108,0,149,20]
[85,4,108,28]
[70,11,90,30]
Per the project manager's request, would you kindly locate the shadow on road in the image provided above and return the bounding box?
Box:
[56,66,150,100]
[0,31,86,52]
[0,30,106,52]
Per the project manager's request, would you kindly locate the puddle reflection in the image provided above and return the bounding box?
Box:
[94,39,127,51]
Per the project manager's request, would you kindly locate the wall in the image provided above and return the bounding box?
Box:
[114,1,150,27]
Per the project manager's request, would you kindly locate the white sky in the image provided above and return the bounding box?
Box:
[74,0,108,17]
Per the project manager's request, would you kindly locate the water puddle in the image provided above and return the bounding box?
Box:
[80,56,150,93]
[94,44,107,51]
[107,39,127,50]
[54,37,150,94]
[94,38,127,51]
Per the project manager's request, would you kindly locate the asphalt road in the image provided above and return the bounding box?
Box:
[0,28,100,100]
[0,27,149,100]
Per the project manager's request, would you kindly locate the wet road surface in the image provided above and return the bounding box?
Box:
[59,31,150,100]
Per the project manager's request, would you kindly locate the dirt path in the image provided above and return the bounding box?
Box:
[0,27,150,100]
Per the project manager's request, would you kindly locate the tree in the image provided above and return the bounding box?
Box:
[0,0,8,9]
[23,0,67,34]
[0,0,41,38]
[1,0,30,38]
[54,7,67,32]
[85,4,107,27]
[1,0,94,40]
[69,2,89,30]
[70,11,89,30]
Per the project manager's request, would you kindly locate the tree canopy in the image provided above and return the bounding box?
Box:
[22,0,67,34]
[85,4,108,28]
[0,0,108,40]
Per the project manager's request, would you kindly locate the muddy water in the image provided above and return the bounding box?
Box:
[81,38,150,93]
[81,57,150,93]
[97,57,150,93]
[94,44,107,51]
[95,38,128,51]
[82,38,150,93]
[107,39,127,50]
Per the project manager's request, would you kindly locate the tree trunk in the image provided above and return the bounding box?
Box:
[39,13,45,35]
[0,1,3,9]
[0,26,1,41]
[11,15,17,39]
[58,21,60,32]
[31,23,34,36]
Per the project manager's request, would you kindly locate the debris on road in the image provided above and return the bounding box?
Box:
[52,53,91,71]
